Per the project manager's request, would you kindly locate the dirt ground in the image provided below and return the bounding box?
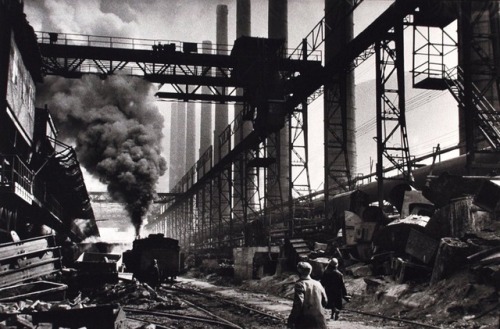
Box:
[183,268,499,329]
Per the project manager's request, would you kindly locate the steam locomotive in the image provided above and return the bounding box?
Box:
[122,234,180,283]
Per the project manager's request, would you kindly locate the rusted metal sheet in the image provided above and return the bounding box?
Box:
[0,235,54,260]
[473,179,500,212]
[73,252,120,287]
[0,280,67,302]
[0,235,61,288]
[400,190,434,218]
[392,257,432,283]
[430,196,496,238]
[373,215,431,253]
[405,228,439,264]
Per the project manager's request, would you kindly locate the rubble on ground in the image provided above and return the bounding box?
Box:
[0,173,498,328]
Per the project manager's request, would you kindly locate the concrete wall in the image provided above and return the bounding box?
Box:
[233,246,280,281]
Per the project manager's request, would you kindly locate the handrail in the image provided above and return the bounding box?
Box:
[37,31,321,61]
[443,65,500,149]
[0,154,33,195]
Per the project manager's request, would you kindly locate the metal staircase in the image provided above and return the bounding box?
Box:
[444,66,500,150]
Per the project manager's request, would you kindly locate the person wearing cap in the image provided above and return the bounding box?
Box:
[320,257,351,320]
[287,261,328,329]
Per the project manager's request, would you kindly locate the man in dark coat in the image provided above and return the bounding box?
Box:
[148,259,161,288]
[320,258,351,320]
[287,262,328,329]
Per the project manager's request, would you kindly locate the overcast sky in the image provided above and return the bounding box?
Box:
[24,0,458,194]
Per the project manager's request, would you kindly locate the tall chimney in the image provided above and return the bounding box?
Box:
[175,102,187,188]
[199,40,213,158]
[324,0,356,185]
[266,0,289,219]
[237,0,251,38]
[234,0,253,235]
[214,4,229,163]
[169,102,186,190]
[186,99,196,172]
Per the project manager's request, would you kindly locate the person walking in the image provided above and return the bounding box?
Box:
[320,258,351,320]
[287,261,328,329]
[147,259,161,288]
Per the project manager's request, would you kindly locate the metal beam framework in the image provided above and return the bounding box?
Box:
[42,0,474,254]
[411,0,500,168]
[37,32,319,103]
[148,0,425,252]
[375,22,412,206]
[289,102,313,222]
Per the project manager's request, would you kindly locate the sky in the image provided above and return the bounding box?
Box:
[24,0,459,195]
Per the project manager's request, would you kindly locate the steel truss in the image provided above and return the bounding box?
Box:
[375,22,412,206]
[411,0,500,171]
[289,103,312,222]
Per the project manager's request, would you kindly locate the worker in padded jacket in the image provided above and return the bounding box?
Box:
[320,258,351,320]
[287,261,328,329]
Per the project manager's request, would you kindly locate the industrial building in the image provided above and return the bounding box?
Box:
[0,0,97,245]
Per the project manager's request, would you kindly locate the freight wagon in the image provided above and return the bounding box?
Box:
[122,234,180,283]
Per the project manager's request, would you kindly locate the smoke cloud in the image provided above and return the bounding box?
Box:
[37,75,167,236]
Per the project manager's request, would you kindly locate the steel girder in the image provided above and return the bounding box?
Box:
[37,32,319,104]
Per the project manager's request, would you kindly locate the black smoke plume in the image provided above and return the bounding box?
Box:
[37,75,167,236]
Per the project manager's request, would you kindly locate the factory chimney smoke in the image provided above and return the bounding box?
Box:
[37,75,167,236]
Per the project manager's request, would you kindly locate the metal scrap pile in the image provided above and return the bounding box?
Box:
[0,233,187,328]
[292,173,500,290]
[340,173,500,287]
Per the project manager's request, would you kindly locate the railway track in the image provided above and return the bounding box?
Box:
[123,283,285,329]
[120,278,446,328]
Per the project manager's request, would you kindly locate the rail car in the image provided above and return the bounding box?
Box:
[122,234,180,283]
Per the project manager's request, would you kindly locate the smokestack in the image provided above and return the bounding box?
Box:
[237,0,251,38]
[324,0,356,182]
[268,0,288,48]
[169,101,187,190]
[186,100,196,171]
[267,0,290,212]
[199,40,213,158]
[215,4,228,162]
[234,0,253,231]
[169,102,179,190]
[175,102,187,183]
